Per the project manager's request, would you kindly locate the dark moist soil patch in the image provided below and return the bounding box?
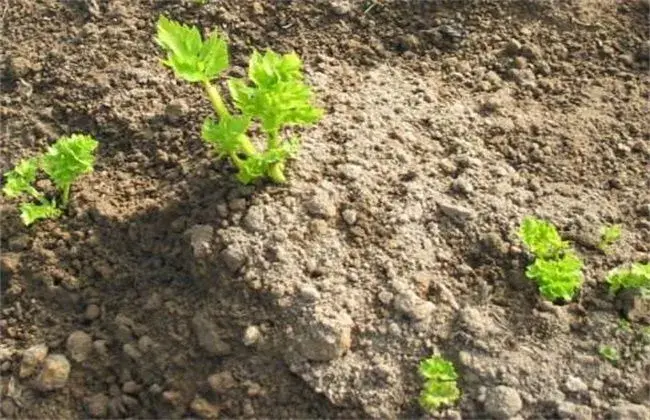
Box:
[1,0,649,419]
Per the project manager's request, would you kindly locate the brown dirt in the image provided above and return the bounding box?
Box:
[1,0,649,419]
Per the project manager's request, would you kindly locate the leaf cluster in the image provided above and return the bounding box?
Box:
[519,216,569,259]
[156,16,228,83]
[418,355,460,413]
[518,216,583,302]
[156,16,323,184]
[598,345,620,364]
[2,134,97,225]
[599,224,622,253]
[606,262,650,295]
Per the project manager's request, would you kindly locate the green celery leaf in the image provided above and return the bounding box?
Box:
[201,115,251,157]
[419,356,458,382]
[236,155,268,184]
[20,201,62,226]
[2,158,39,198]
[228,78,323,133]
[419,380,460,412]
[526,252,583,301]
[41,134,98,191]
[519,216,570,259]
[606,263,650,294]
[200,34,229,79]
[156,16,228,82]
[228,49,323,133]
[234,140,299,184]
[248,50,303,88]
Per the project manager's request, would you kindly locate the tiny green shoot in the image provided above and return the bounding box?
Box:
[616,318,632,333]
[599,224,622,253]
[598,345,620,364]
[606,262,650,295]
[518,216,583,302]
[155,16,323,184]
[418,355,460,413]
[2,134,98,225]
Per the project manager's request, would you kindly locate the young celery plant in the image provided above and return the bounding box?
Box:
[2,134,97,225]
[155,16,322,184]
[2,158,61,225]
[155,16,257,157]
[41,134,98,207]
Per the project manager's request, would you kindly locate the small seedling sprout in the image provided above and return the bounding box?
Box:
[2,134,98,225]
[599,224,622,253]
[418,355,460,413]
[518,216,584,302]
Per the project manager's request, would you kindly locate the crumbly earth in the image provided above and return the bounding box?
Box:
[1,0,649,419]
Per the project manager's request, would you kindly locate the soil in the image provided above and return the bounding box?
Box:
[1,0,649,419]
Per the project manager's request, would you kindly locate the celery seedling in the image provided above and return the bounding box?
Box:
[418,355,460,413]
[606,262,650,295]
[155,16,323,184]
[41,134,98,207]
[519,216,570,259]
[2,134,98,225]
[599,224,622,253]
[598,345,619,364]
[518,216,583,302]
[525,251,584,301]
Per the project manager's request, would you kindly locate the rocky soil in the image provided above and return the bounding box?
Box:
[1,0,649,419]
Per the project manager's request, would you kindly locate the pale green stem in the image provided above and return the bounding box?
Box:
[266,130,286,183]
[267,130,280,149]
[238,134,258,157]
[61,184,71,207]
[203,80,230,119]
[267,162,286,183]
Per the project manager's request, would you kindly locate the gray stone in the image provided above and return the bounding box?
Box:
[504,39,522,56]
[1,399,16,417]
[458,307,500,338]
[66,330,93,362]
[84,304,101,320]
[243,206,265,232]
[85,393,110,418]
[122,381,141,394]
[437,199,476,221]
[557,401,593,420]
[484,386,523,418]
[341,209,357,225]
[164,99,188,123]
[8,234,30,251]
[451,178,474,195]
[20,343,48,378]
[294,309,352,361]
[186,225,214,259]
[35,354,71,391]
[243,326,261,346]
[564,376,588,394]
[609,403,650,420]
[9,56,33,78]
[123,343,142,360]
[393,291,435,321]
[208,371,237,393]
[298,284,321,302]
[617,289,650,323]
[190,397,220,419]
[192,314,232,356]
[220,244,247,273]
[305,191,337,219]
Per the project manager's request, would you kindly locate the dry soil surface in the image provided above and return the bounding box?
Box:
[1,0,649,419]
